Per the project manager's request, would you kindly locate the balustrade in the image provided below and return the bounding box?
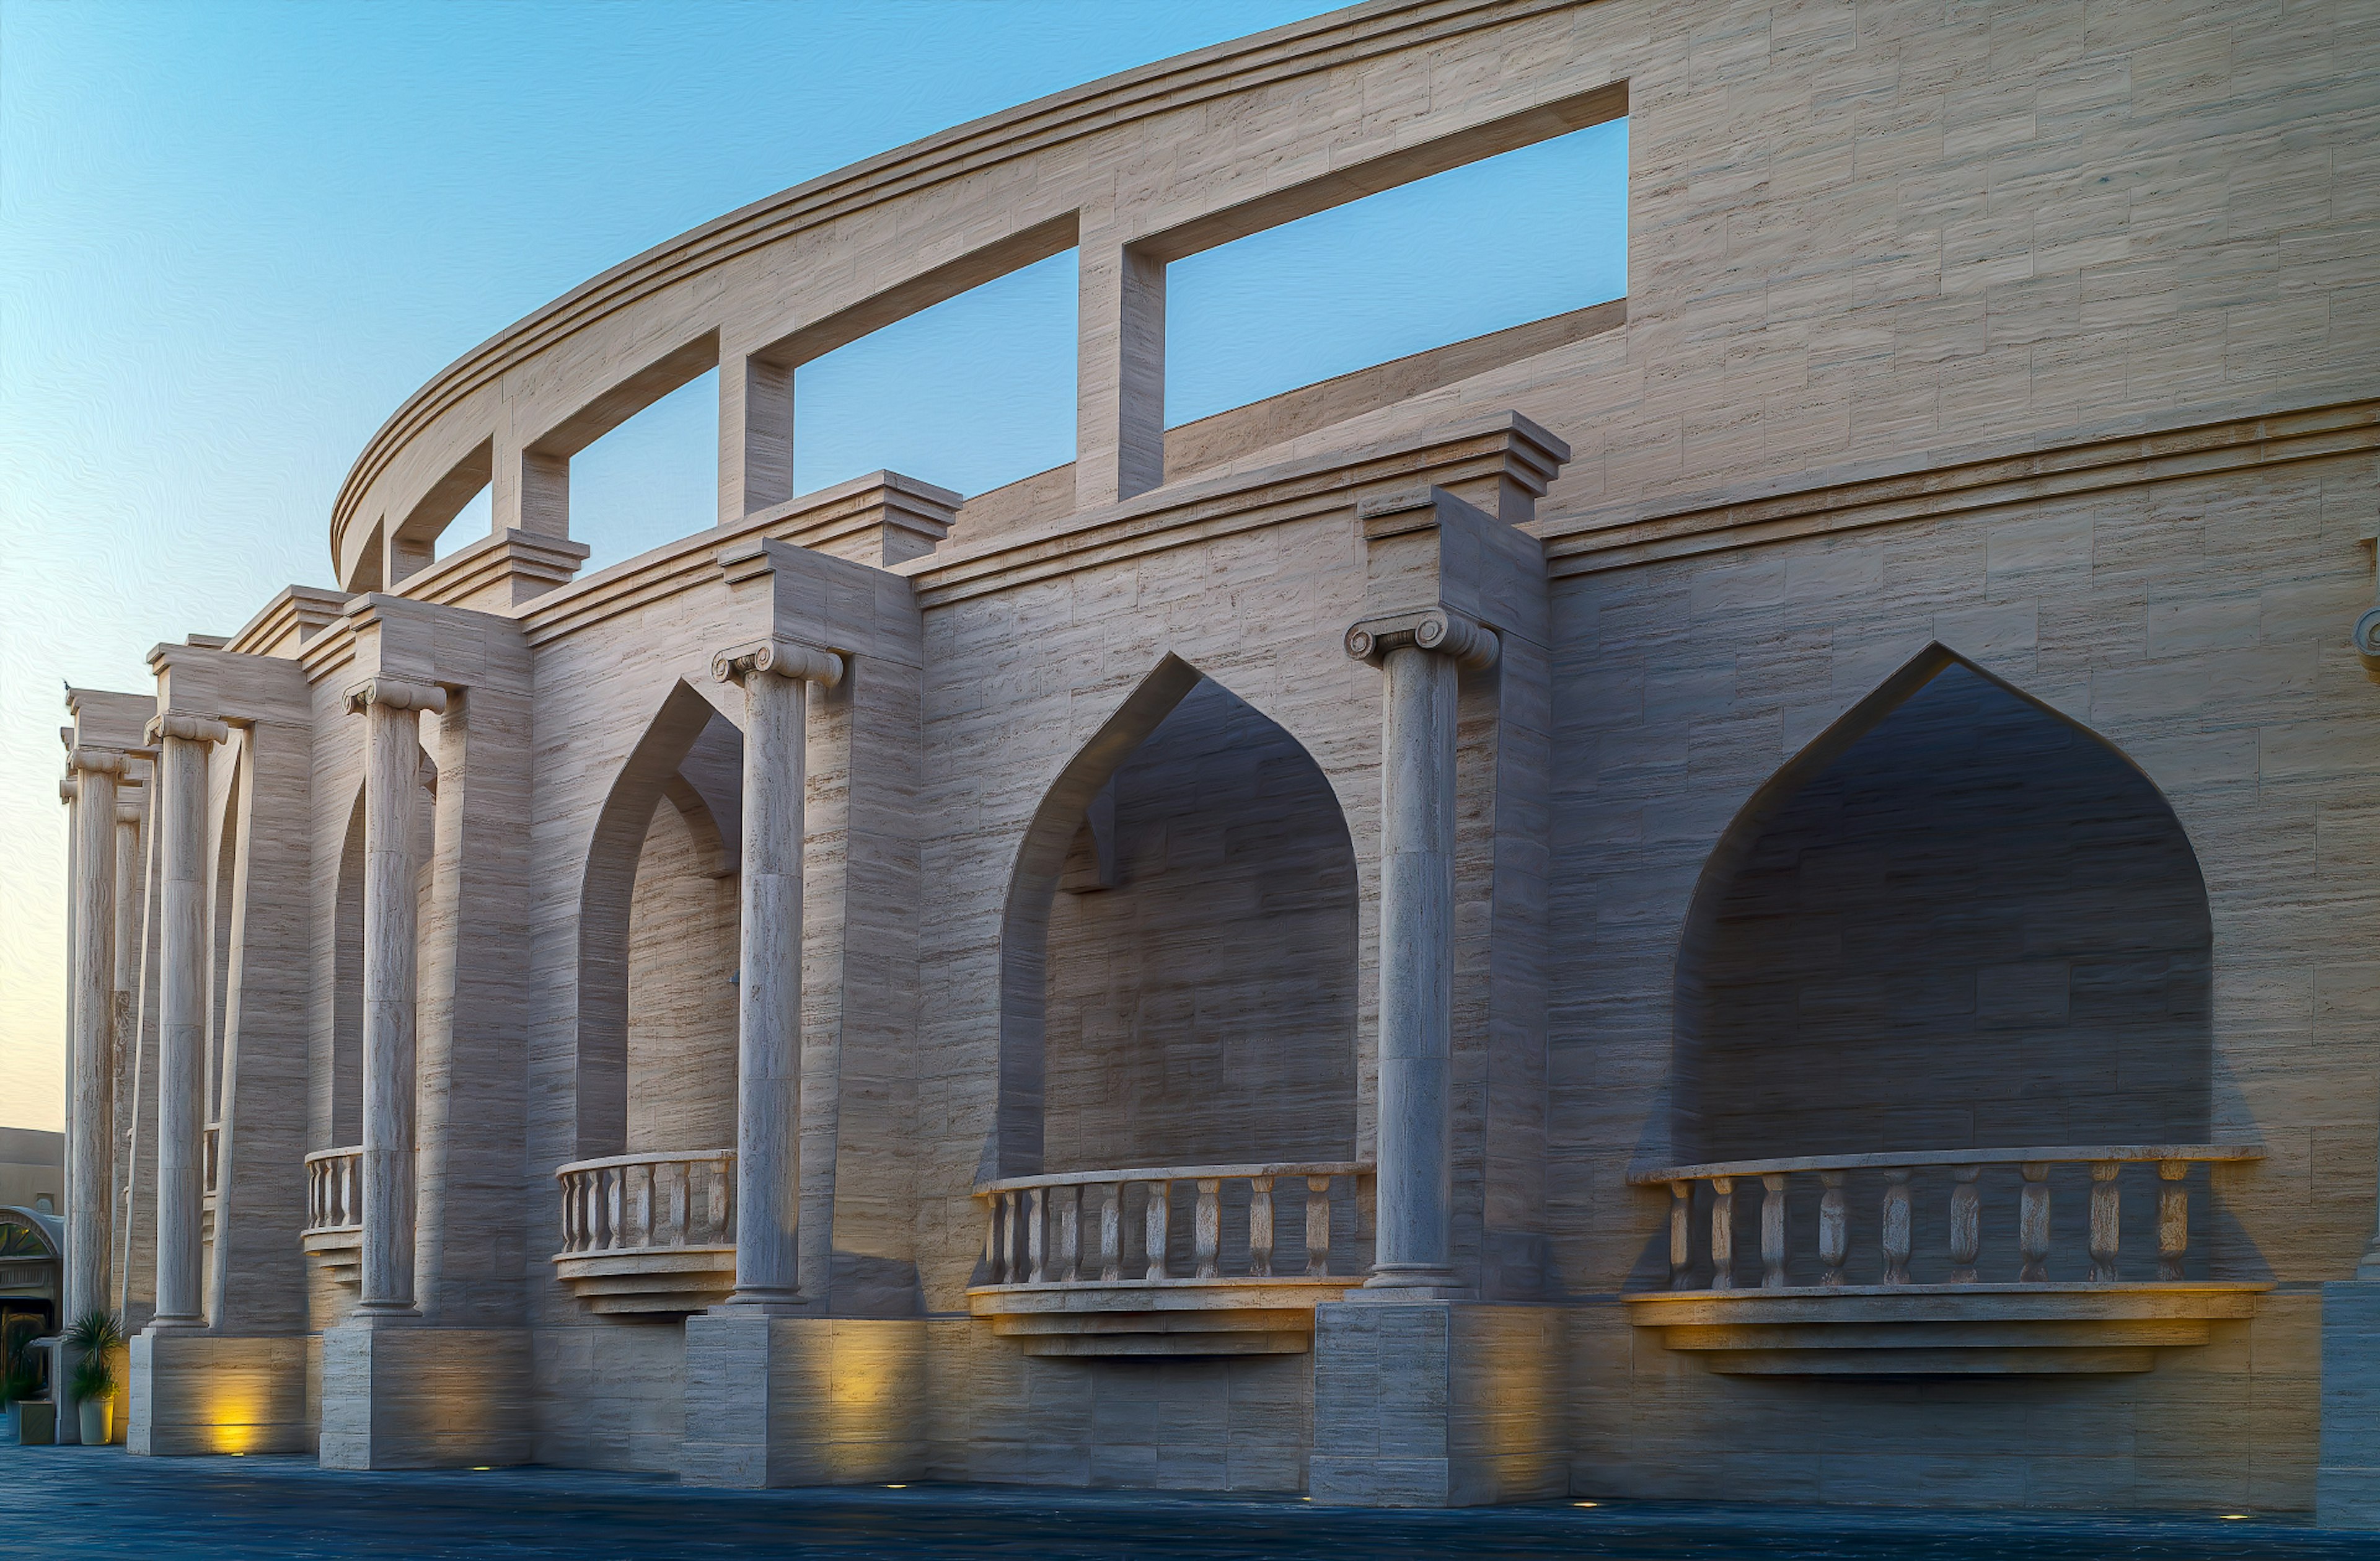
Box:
[975,1162,1369,1288]
[1636,1145,2262,1293]
[301,1144,366,1287]
[304,1146,363,1233]
[555,1149,735,1256]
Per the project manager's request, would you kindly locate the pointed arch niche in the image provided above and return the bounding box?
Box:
[1672,647,2214,1165]
[575,681,744,1162]
[998,659,1360,1178]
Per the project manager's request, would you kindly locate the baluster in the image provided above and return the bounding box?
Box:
[1137,1185,1166,1285]
[1761,1174,1788,1289]
[1670,1181,1693,1291]
[1057,1185,1082,1283]
[1100,1182,1124,1281]
[1249,1177,1276,1278]
[1194,1179,1222,1280]
[608,1166,627,1252]
[671,1161,693,1247]
[1028,1187,1048,1283]
[2019,1162,2052,1282]
[1949,1165,1981,1283]
[718,1156,735,1242]
[1709,1176,1735,1290]
[1305,1175,1332,1277]
[1005,1189,1027,1284]
[2089,1162,2121,1282]
[1144,1180,1171,1281]
[1818,1172,1847,1287]
[708,1159,731,1244]
[1100,1185,1128,1285]
[982,1195,1002,1283]
[632,1162,656,1250]
[2158,1160,2188,1281]
[345,1156,358,1226]
[557,1173,573,1253]
[1882,1169,1912,1285]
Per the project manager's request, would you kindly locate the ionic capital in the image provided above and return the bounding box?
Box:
[344,677,450,716]
[1343,607,1499,671]
[66,746,130,777]
[117,802,144,827]
[712,635,845,689]
[145,713,232,746]
[58,775,77,805]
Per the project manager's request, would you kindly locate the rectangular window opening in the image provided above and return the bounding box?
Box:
[1165,117,1628,432]
[567,366,720,574]
[792,247,1078,498]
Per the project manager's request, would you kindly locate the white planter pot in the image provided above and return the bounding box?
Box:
[77,1397,111,1447]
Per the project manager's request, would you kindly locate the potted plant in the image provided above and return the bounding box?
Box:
[63,1311,126,1447]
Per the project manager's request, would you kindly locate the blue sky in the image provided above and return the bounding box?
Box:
[0,2,1625,1130]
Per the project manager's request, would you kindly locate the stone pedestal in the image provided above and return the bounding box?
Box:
[128,1332,307,1456]
[1308,1301,1564,1506]
[679,1314,924,1487]
[2319,1282,2380,1526]
[317,1319,531,1469]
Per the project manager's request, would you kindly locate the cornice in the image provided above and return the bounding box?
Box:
[518,470,956,647]
[1535,396,2380,577]
[900,410,1568,609]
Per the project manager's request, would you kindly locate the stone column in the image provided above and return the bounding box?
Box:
[112,790,142,1315]
[346,677,446,1317]
[711,635,843,1308]
[1344,609,1497,1292]
[151,714,227,1329]
[66,748,123,1337]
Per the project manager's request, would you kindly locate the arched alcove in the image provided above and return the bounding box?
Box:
[330,786,365,1147]
[996,659,1358,1178]
[574,682,743,1161]
[330,785,366,1147]
[1672,648,2213,1163]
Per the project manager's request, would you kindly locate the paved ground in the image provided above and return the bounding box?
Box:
[1,1442,2369,1559]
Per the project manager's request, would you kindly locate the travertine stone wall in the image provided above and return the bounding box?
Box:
[623,794,738,1154]
[1042,676,1359,1172]
[1554,449,2380,1510]
[77,0,2380,1516]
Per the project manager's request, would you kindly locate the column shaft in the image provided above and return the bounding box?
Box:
[359,699,421,1312]
[111,800,141,1315]
[1370,645,1458,1286]
[153,733,212,1325]
[68,761,118,1327]
[730,668,805,1305]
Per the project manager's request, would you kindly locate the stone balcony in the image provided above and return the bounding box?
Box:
[551,1149,736,1315]
[200,1122,220,1245]
[1624,1144,2268,1374]
[301,1146,363,1286]
[967,1161,1372,1356]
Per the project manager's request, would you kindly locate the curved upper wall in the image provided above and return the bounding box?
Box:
[337,0,2380,601]
[331,0,1626,590]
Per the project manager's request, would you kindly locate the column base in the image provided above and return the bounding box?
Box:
[128,1332,308,1456]
[1308,1301,1565,1507]
[2320,1282,2380,1527]
[319,1322,530,1469]
[679,1315,925,1487]
[1351,1268,1471,1303]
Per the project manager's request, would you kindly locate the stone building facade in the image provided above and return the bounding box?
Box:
[50,0,2380,1519]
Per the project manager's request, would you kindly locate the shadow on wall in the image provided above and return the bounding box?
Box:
[1041,676,1360,1172]
[1672,647,2213,1164]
